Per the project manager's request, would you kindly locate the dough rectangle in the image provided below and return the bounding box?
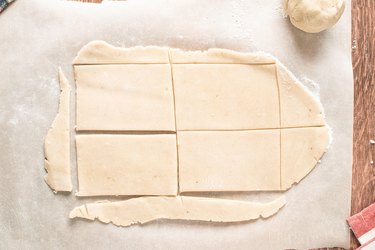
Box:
[75,64,175,131]
[76,134,178,196]
[172,64,280,130]
[178,130,281,192]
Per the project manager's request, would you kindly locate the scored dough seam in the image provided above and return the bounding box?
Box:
[168,49,180,194]
[177,125,325,132]
[275,65,282,190]
[75,130,177,135]
[75,135,80,194]
[73,63,277,66]
[73,126,325,134]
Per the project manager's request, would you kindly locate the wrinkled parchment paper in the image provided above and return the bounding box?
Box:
[0,0,353,249]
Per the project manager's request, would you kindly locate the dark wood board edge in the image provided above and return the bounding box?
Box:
[351,0,375,249]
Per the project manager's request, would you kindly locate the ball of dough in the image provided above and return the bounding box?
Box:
[284,0,345,33]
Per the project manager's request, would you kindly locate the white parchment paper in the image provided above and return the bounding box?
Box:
[0,0,353,249]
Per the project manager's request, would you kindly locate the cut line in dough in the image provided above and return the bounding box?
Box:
[44,68,72,193]
[69,195,286,227]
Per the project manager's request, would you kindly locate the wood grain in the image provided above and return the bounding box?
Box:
[72,0,375,249]
[351,0,375,249]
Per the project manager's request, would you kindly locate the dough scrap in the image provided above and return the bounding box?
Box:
[178,130,280,192]
[75,64,175,131]
[69,195,286,226]
[76,134,178,196]
[173,64,280,130]
[44,68,72,193]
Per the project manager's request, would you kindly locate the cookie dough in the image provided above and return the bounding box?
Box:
[75,64,175,131]
[73,41,169,64]
[172,64,280,130]
[169,48,276,64]
[178,130,280,192]
[72,42,329,195]
[277,64,325,127]
[44,68,72,192]
[284,0,345,33]
[76,134,178,196]
[67,41,330,226]
[281,126,329,189]
[69,195,286,226]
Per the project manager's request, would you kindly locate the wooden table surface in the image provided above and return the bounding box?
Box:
[351,0,375,249]
[51,0,375,249]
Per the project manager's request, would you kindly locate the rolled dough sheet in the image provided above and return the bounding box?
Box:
[72,42,328,195]
[75,64,175,131]
[76,134,178,196]
[72,42,329,198]
[69,195,286,226]
[43,68,72,193]
[74,43,325,132]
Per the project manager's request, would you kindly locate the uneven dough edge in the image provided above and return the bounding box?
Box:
[69,196,286,227]
[72,40,276,65]
[276,62,326,127]
[281,126,330,190]
[169,48,276,64]
[44,68,72,193]
[72,41,170,64]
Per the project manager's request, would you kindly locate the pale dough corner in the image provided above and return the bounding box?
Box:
[44,68,72,193]
[44,41,330,226]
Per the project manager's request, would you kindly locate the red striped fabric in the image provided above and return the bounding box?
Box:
[348,203,375,247]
